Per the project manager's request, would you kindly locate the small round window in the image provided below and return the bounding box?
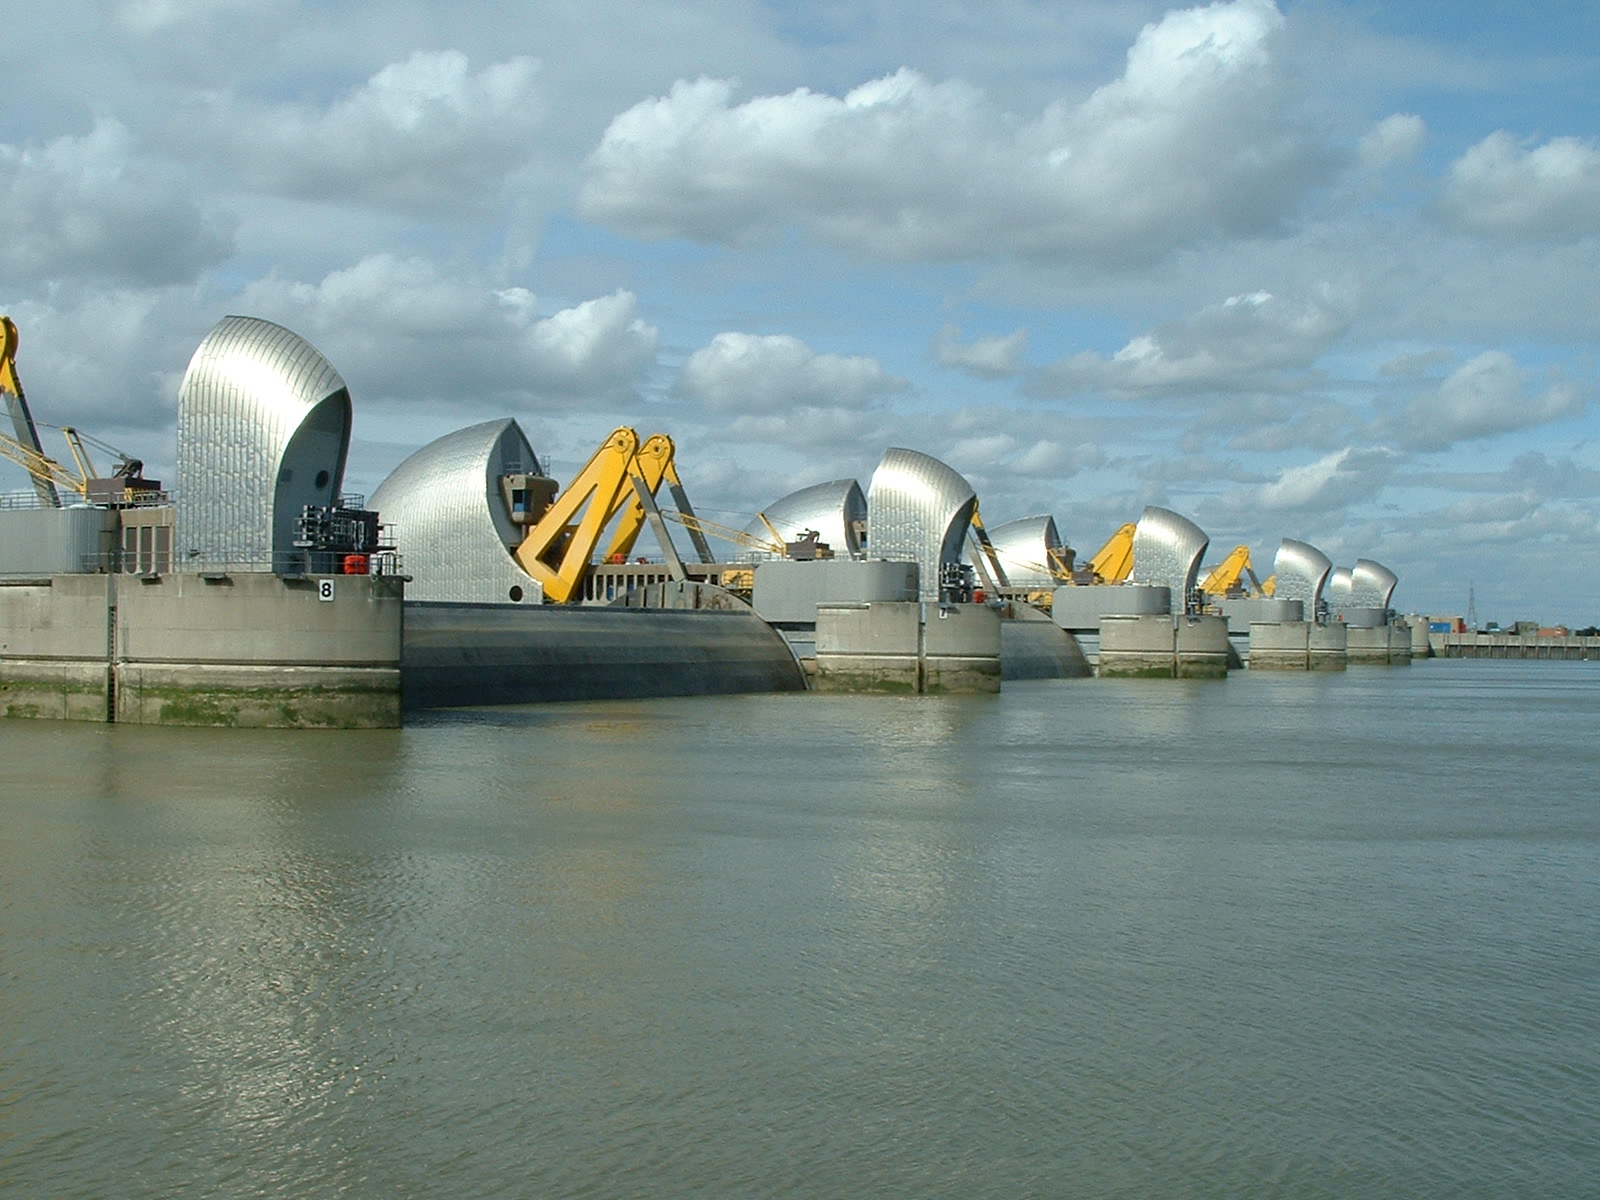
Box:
[315,470,330,489]
[509,586,524,602]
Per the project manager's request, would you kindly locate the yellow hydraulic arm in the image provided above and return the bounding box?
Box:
[1087,522,1136,584]
[514,427,642,603]
[599,433,675,563]
[1,316,67,506]
[1199,545,1264,598]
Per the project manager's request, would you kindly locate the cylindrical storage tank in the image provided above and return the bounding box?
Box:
[1175,614,1230,678]
[1308,621,1347,670]
[1098,614,1176,678]
[1248,621,1310,670]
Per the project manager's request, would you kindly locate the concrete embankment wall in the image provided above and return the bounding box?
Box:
[1440,633,1600,659]
[0,573,403,726]
[402,601,807,707]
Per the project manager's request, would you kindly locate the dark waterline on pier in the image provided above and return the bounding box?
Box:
[2,660,1597,1197]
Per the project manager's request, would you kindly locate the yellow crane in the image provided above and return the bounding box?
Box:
[1,315,65,506]
[1084,522,1136,584]
[659,509,785,557]
[1198,545,1265,599]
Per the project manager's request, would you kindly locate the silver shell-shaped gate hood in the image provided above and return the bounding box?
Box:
[1350,559,1398,609]
[745,478,867,558]
[865,448,977,599]
[1273,539,1333,612]
[1131,506,1209,610]
[982,514,1066,589]
[175,316,352,571]
[1326,566,1353,607]
[370,419,543,604]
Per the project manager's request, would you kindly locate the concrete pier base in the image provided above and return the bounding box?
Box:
[1308,622,1348,670]
[1408,618,1432,659]
[813,601,1001,693]
[1,572,404,727]
[1390,621,1416,664]
[1176,615,1230,678]
[1248,621,1311,670]
[1345,625,1393,664]
[1097,614,1176,677]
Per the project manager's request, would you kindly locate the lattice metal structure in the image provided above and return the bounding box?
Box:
[984,515,1067,589]
[865,448,976,600]
[1131,506,1209,613]
[174,316,351,572]
[1273,539,1333,617]
[1349,559,1399,610]
[745,478,867,559]
[370,419,544,604]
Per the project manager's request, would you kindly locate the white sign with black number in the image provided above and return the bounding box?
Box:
[318,579,335,602]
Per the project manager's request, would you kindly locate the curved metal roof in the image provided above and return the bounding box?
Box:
[1326,566,1353,608]
[1350,559,1399,609]
[1273,539,1333,612]
[1131,506,1209,610]
[370,419,544,604]
[174,315,351,570]
[982,514,1065,589]
[865,448,977,599]
[745,478,866,558]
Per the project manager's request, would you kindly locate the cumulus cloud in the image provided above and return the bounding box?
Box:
[1246,445,1398,512]
[934,325,1027,378]
[190,51,543,214]
[1035,287,1350,397]
[1440,131,1600,240]
[676,332,904,412]
[1386,351,1582,451]
[1358,113,1425,170]
[580,0,1335,265]
[239,254,658,403]
[0,120,232,286]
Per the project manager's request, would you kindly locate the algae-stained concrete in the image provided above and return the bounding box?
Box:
[1,572,404,727]
[1307,622,1348,671]
[1248,621,1310,670]
[813,600,1002,694]
[1098,614,1176,678]
[1175,615,1230,679]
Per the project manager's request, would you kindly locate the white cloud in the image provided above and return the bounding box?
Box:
[934,325,1027,378]
[676,332,905,412]
[1036,287,1350,397]
[1248,445,1397,512]
[1358,113,1425,170]
[1440,131,1600,240]
[1388,351,1582,451]
[239,254,658,403]
[580,0,1335,265]
[191,51,543,215]
[0,120,232,286]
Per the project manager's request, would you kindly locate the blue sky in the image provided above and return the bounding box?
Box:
[2,0,1598,623]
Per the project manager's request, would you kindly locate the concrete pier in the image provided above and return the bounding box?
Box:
[1098,614,1230,679]
[1247,621,1310,670]
[813,601,1001,693]
[0,572,403,727]
[1308,621,1348,670]
[1345,625,1395,664]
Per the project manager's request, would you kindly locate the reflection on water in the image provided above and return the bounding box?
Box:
[2,661,1598,1198]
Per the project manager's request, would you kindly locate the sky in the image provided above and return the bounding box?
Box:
[2,0,1598,624]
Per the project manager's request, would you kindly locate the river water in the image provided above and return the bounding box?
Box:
[1,660,1597,1198]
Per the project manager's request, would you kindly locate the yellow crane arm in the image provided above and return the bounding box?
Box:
[0,431,84,499]
[600,433,674,563]
[1261,574,1276,597]
[1,316,65,507]
[1200,545,1254,597]
[1088,522,1136,584]
[513,427,640,603]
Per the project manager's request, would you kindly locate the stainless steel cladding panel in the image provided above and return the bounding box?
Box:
[745,478,867,558]
[370,419,543,605]
[865,448,977,599]
[1131,506,1209,611]
[174,316,352,571]
[983,515,1065,588]
[1273,539,1333,612]
[1326,566,1353,608]
[1350,559,1398,609]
